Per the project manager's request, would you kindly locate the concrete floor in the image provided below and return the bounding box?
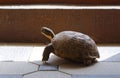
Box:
[0,43,120,78]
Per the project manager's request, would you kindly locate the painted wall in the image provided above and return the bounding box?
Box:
[0,9,120,43]
[0,0,119,5]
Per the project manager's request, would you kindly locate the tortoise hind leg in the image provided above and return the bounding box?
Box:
[42,43,54,63]
[83,58,93,66]
[83,58,97,66]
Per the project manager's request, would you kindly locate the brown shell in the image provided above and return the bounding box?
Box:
[51,31,100,61]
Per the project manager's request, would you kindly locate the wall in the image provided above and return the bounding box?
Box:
[0,9,120,44]
[0,0,119,5]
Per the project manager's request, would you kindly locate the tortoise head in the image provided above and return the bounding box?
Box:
[41,27,55,40]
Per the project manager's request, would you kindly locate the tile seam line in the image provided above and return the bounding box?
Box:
[58,70,72,76]
[29,62,40,66]
[22,70,38,76]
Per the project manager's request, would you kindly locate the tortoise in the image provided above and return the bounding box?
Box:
[41,27,100,65]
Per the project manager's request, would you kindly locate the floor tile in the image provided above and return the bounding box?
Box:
[0,75,22,78]
[59,62,120,75]
[30,46,69,65]
[0,46,33,61]
[47,54,71,65]
[97,46,120,61]
[39,64,58,71]
[72,75,120,78]
[0,62,38,75]
[29,46,44,62]
[104,53,120,62]
[23,71,71,78]
[0,44,120,78]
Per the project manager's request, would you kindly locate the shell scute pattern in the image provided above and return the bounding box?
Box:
[52,31,99,59]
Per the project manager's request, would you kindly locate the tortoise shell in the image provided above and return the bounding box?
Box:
[52,31,99,62]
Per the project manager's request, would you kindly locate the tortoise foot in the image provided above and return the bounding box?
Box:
[83,59,93,66]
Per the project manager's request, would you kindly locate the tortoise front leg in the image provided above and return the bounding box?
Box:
[42,43,54,63]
